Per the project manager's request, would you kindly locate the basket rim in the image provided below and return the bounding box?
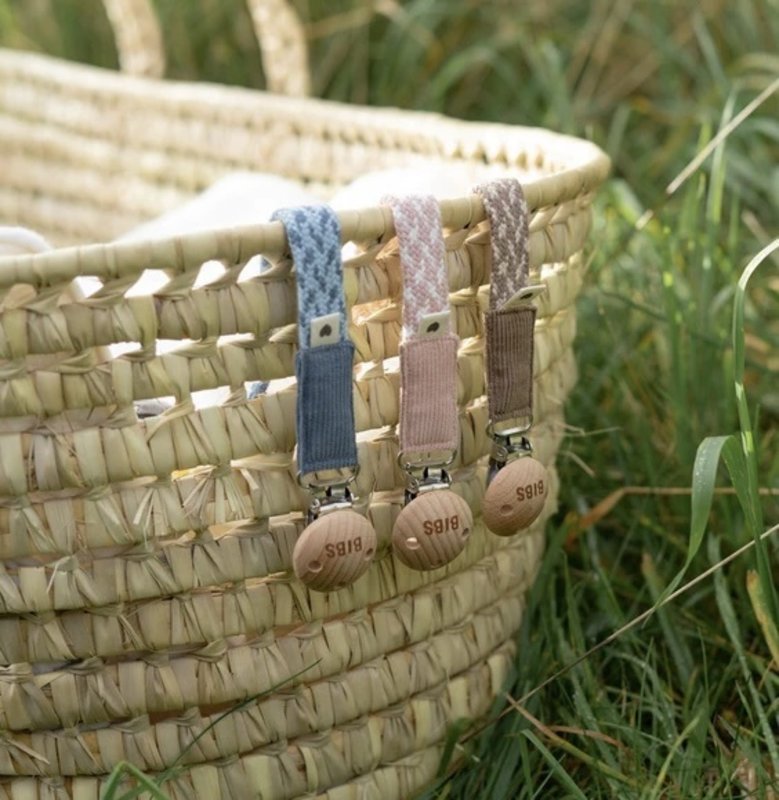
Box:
[0,48,611,286]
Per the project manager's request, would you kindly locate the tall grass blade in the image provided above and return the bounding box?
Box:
[666,77,779,195]
[654,239,779,621]
[710,536,779,777]
[521,731,588,799]
[101,762,171,800]
[647,712,703,800]
[642,552,694,685]
[652,434,733,607]
[746,569,779,667]
[437,718,474,777]
[732,238,779,624]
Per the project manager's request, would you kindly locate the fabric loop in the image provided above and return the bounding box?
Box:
[474,178,530,310]
[272,205,358,475]
[295,342,358,473]
[382,194,450,341]
[271,205,347,349]
[475,179,535,424]
[383,195,459,456]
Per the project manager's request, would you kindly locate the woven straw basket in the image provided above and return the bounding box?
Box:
[0,1,610,797]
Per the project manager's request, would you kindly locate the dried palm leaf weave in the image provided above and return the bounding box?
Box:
[0,1,609,795]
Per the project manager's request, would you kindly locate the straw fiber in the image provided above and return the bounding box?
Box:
[0,1,609,796]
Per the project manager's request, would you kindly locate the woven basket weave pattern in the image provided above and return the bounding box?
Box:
[0,9,608,793]
[0,50,605,247]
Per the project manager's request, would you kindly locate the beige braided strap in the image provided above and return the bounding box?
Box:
[246,0,310,96]
[102,0,165,78]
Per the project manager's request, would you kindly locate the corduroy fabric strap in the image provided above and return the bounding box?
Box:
[484,306,535,421]
[272,205,358,474]
[474,179,536,424]
[383,194,459,455]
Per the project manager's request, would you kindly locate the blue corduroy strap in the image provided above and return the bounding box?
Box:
[295,341,358,472]
[272,205,358,475]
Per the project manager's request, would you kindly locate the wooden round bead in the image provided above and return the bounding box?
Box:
[483,456,549,537]
[292,510,377,592]
[392,489,473,571]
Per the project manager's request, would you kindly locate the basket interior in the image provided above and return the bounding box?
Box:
[0,50,606,245]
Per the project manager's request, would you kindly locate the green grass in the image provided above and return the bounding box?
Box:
[1,0,778,797]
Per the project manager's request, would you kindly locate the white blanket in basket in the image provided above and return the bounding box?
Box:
[2,167,472,411]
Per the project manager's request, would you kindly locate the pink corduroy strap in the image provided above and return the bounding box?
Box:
[383,194,459,455]
[474,179,536,424]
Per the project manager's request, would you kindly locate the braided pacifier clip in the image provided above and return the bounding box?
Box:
[475,179,550,536]
[383,194,473,570]
[273,205,377,592]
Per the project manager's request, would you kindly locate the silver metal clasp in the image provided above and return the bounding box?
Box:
[397,450,456,505]
[486,421,534,486]
[298,466,360,523]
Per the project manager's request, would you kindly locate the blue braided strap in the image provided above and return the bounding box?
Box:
[272,205,348,348]
[272,205,357,475]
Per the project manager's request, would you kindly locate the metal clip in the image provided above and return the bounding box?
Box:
[397,450,456,505]
[306,483,355,523]
[403,466,452,505]
[298,466,360,523]
[487,429,534,486]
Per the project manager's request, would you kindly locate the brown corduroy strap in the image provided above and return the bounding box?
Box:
[484,306,536,422]
[475,179,536,424]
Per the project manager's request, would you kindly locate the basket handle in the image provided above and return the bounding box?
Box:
[101,0,310,96]
[102,0,166,78]
[245,0,311,97]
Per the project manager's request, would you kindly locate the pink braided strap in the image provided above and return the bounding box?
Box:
[384,194,450,341]
[383,194,459,455]
[474,179,535,424]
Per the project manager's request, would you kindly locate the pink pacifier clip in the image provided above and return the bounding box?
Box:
[383,193,473,570]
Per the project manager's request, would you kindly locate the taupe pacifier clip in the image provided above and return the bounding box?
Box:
[383,194,473,570]
[476,178,549,536]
